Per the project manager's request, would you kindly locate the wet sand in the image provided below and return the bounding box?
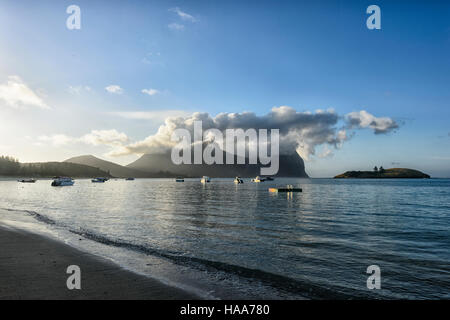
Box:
[0,225,198,300]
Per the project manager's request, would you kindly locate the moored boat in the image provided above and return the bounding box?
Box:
[200,176,211,183]
[176,177,185,182]
[234,177,244,184]
[92,177,108,183]
[51,177,74,187]
[18,179,36,183]
[251,176,265,183]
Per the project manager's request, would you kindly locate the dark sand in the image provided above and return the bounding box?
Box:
[0,225,198,300]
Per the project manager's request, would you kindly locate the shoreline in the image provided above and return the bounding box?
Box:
[0,225,199,300]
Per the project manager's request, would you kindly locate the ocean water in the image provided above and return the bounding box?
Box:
[0,178,449,299]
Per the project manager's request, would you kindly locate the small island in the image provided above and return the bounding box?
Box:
[334,166,430,179]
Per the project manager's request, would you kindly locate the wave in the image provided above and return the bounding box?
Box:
[2,207,386,300]
[1,207,56,225]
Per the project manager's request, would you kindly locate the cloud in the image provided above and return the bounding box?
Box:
[169,7,197,22]
[142,52,163,66]
[142,88,160,96]
[0,144,11,150]
[109,110,191,121]
[81,130,129,147]
[38,130,129,148]
[317,146,334,158]
[110,107,352,159]
[68,85,91,95]
[38,134,74,146]
[35,108,399,162]
[168,23,185,31]
[109,107,399,160]
[346,110,399,134]
[0,76,49,109]
[105,85,123,94]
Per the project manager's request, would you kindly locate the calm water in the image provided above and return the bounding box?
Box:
[0,178,449,299]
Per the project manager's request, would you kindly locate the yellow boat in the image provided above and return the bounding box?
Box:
[251,176,265,183]
[269,185,302,193]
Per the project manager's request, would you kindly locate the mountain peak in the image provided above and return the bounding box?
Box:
[127,152,309,178]
[66,155,101,162]
[65,155,148,178]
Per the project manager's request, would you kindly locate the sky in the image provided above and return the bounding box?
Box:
[0,0,449,177]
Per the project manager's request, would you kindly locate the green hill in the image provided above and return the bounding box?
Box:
[0,156,111,178]
[334,168,430,179]
[19,162,112,178]
[64,155,150,178]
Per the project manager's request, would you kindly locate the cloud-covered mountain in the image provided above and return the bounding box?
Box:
[64,152,308,178]
[127,152,308,178]
[110,107,399,161]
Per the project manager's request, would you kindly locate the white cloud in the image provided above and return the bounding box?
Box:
[110,107,399,159]
[0,144,11,150]
[317,146,334,158]
[105,85,123,94]
[109,110,191,122]
[38,130,129,148]
[0,76,49,109]
[111,107,351,158]
[142,88,160,96]
[141,52,163,66]
[33,108,400,162]
[68,85,92,95]
[81,129,129,147]
[38,134,75,146]
[168,23,185,31]
[346,110,399,134]
[169,7,197,22]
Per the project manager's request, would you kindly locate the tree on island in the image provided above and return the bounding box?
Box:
[0,156,20,175]
[373,166,378,172]
[379,166,385,173]
[0,154,112,178]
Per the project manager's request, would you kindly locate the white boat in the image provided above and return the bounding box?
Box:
[234,177,244,184]
[51,177,74,187]
[92,177,108,183]
[251,176,265,183]
[201,176,211,183]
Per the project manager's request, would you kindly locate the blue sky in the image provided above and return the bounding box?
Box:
[0,0,449,177]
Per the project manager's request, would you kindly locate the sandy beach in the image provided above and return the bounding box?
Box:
[0,225,198,300]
